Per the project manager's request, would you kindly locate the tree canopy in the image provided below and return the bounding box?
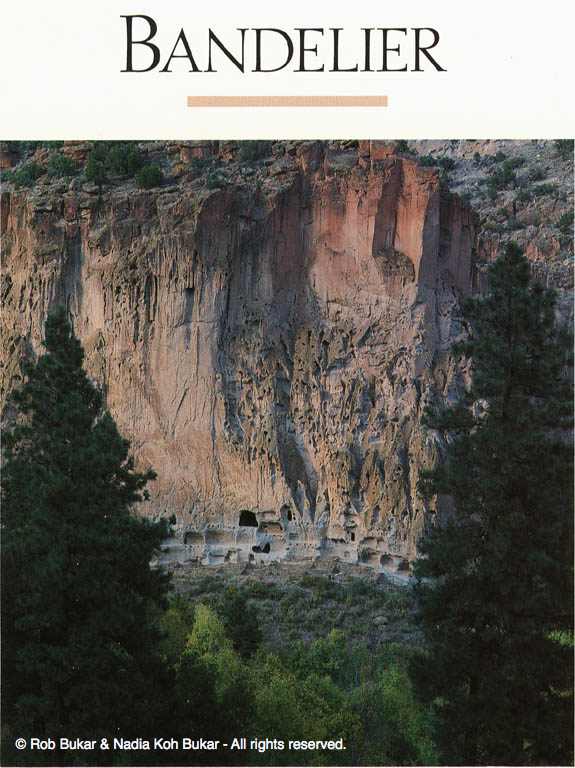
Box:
[414,242,574,765]
[1,306,172,764]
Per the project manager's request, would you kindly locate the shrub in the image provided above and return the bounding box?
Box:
[8,140,40,157]
[486,180,499,201]
[206,170,225,189]
[216,586,262,659]
[438,156,456,172]
[554,139,574,160]
[106,142,143,176]
[47,153,77,177]
[516,188,532,204]
[418,154,436,167]
[395,139,417,155]
[532,182,557,197]
[557,211,574,237]
[486,159,517,198]
[527,167,546,182]
[507,156,525,169]
[84,141,144,189]
[85,151,108,189]
[238,140,274,163]
[5,161,44,188]
[135,164,163,189]
[243,580,282,601]
[189,156,209,175]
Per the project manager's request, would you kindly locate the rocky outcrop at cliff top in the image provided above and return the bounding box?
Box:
[1,140,571,568]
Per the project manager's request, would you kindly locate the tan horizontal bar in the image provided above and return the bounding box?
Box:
[187,95,388,108]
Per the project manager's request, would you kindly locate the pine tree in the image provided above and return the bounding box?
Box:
[414,243,574,765]
[1,306,172,764]
[217,586,262,659]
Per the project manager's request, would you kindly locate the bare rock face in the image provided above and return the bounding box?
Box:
[1,142,479,568]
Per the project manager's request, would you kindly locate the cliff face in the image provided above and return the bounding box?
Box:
[1,141,480,567]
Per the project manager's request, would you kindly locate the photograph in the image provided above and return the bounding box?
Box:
[0,138,573,766]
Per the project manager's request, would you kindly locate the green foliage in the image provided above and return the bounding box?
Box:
[3,161,44,188]
[216,586,263,659]
[485,158,518,198]
[187,603,232,657]
[418,154,436,167]
[84,149,108,190]
[515,188,532,204]
[351,664,437,765]
[106,142,143,176]
[156,589,436,766]
[414,243,574,765]
[527,166,546,182]
[189,155,210,175]
[13,140,40,155]
[159,595,196,668]
[438,156,456,172]
[47,152,77,178]
[84,141,144,189]
[206,170,225,189]
[554,139,574,160]
[3,141,62,161]
[238,141,274,163]
[241,579,282,600]
[418,155,456,173]
[532,182,558,197]
[557,210,574,237]
[135,164,163,189]
[1,307,172,763]
[395,140,417,156]
[183,605,253,746]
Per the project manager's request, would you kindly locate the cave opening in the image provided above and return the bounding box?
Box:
[252,542,270,554]
[239,510,258,527]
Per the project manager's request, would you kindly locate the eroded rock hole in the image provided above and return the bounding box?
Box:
[183,287,195,323]
[252,542,270,554]
[239,510,258,527]
[206,530,233,544]
[259,521,283,535]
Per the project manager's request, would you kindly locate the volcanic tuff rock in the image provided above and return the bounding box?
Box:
[0,140,571,568]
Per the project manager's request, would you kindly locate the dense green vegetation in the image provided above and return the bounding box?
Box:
[414,242,574,765]
[554,139,574,160]
[155,590,436,766]
[238,141,274,163]
[173,569,416,651]
[47,152,77,178]
[2,161,44,188]
[136,163,163,189]
[84,141,146,189]
[1,308,172,766]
